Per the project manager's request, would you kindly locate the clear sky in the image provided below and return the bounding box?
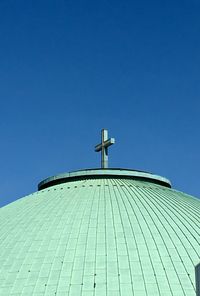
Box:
[0,0,200,207]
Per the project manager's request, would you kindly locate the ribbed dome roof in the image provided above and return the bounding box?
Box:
[0,169,200,296]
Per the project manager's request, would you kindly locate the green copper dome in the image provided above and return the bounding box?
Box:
[0,169,200,296]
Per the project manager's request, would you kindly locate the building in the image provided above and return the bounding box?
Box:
[0,130,200,296]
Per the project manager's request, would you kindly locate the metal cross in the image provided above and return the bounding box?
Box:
[95,129,115,168]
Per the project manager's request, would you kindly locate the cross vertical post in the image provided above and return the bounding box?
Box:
[95,129,115,168]
[102,129,108,168]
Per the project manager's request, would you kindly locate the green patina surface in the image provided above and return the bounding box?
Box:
[0,170,200,296]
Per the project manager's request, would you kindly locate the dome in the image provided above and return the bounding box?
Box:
[0,168,200,296]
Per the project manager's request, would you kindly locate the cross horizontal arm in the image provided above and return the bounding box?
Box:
[104,138,115,148]
[95,144,102,152]
[95,138,115,152]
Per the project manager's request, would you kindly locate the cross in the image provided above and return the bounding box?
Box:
[95,129,115,168]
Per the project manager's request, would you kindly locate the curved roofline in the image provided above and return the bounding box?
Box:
[38,168,171,190]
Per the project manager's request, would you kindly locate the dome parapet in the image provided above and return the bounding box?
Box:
[38,168,171,190]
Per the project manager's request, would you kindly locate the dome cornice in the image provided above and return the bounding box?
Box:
[38,168,171,190]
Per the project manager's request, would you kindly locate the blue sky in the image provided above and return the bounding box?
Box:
[0,0,200,207]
